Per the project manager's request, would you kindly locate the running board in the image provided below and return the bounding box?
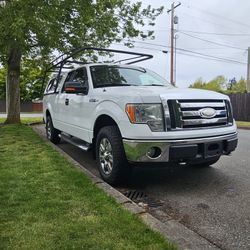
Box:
[59,133,90,151]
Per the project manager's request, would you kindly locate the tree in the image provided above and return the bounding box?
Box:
[0,59,45,102]
[0,0,163,123]
[189,75,247,94]
[204,75,226,92]
[228,77,247,93]
[189,75,226,93]
[188,77,204,89]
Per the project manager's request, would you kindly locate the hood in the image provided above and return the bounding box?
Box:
[159,87,229,101]
[100,86,229,103]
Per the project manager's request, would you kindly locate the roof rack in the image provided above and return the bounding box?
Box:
[40,47,153,95]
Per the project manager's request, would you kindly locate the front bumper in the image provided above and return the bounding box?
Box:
[123,132,238,162]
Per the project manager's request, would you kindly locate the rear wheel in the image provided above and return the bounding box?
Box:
[46,115,61,144]
[96,126,131,185]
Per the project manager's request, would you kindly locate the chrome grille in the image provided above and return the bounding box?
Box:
[167,99,232,130]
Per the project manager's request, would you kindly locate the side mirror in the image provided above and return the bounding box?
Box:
[64,81,88,95]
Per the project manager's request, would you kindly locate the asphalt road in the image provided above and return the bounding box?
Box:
[35,125,250,250]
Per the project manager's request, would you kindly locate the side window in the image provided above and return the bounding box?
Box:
[45,78,57,94]
[65,71,75,82]
[62,67,88,93]
[71,68,88,86]
[61,71,75,92]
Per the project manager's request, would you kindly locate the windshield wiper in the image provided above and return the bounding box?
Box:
[96,83,133,88]
[146,84,165,87]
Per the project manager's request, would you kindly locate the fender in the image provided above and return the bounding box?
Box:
[44,102,54,123]
[89,100,128,140]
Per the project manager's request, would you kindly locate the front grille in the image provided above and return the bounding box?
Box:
[167,99,232,130]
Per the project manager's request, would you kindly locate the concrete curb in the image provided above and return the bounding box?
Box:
[237,127,250,130]
[32,125,220,250]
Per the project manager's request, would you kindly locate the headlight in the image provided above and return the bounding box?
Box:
[126,104,164,132]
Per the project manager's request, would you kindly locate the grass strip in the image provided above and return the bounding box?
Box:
[236,121,250,128]
[0,125,176,250]
[0,117,43,124]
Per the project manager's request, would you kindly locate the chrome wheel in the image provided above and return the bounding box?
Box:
[99,138,113,175]
[46,118,52,139]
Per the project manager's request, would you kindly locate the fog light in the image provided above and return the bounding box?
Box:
[147,147,161,159]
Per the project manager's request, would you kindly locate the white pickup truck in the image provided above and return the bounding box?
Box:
[43,50,238,185]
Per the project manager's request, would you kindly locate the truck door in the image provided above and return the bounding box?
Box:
[59,67,94,142]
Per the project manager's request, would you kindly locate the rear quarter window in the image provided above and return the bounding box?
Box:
[45,78,57,94]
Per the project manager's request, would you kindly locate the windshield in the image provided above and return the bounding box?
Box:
[90,65,173,88]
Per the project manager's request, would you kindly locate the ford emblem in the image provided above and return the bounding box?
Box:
[199,107,216,118]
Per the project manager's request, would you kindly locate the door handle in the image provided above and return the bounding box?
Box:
[65,98,69,105]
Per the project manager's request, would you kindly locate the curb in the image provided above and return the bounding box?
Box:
[237,127,250,130]
[27,121,44,126]
[32,125,220,250]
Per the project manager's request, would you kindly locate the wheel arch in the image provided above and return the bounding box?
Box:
[46,109,51,118]
[93,114,120,141]
[92,114,121,158]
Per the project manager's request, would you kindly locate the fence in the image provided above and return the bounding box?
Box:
[228,93,250,122]
[0,100,43,113]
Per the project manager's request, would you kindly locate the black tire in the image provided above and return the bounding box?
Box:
[46,115,61,144]
[189,156,220,168]
[96,125,131,185]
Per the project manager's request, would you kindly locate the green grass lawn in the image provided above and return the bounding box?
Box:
[0,117,43,124]
[0,125,176,250]
[236,121,250,128]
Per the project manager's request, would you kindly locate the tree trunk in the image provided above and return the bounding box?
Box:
[5,47,22,124]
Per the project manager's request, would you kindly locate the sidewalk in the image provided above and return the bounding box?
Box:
[0,113,43,118]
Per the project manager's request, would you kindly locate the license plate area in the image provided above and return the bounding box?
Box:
[204,141,223,159]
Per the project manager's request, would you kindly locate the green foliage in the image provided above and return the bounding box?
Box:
[189,76,247,94]
[0,67,6,99]
[0,59,46,101]
[189,77,204,89]
[229,77,247,93]
[0,0,163,63]
[0,0,163,122]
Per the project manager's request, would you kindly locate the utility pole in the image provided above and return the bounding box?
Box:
[174,34,179,84]
[247,47,250,93]
[167,2,181,86]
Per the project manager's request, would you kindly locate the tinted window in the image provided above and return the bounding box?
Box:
[71,68,88,85]
[62,71,75,92]
[62,67,89,93]
[65,71,75,82]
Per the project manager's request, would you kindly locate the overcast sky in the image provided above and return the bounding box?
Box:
[111,0,250,88]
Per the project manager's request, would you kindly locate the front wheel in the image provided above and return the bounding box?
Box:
[46,115,61,144]
[96,126,131,185]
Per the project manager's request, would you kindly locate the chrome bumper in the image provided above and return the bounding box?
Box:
[123,132,238,162]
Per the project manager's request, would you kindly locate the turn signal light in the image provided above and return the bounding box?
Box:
[126,104,136,123]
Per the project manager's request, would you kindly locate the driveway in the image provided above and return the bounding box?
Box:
[35,125,250,250]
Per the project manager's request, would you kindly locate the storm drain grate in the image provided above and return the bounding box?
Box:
[123,190,164,209]
[124,190,147,201]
